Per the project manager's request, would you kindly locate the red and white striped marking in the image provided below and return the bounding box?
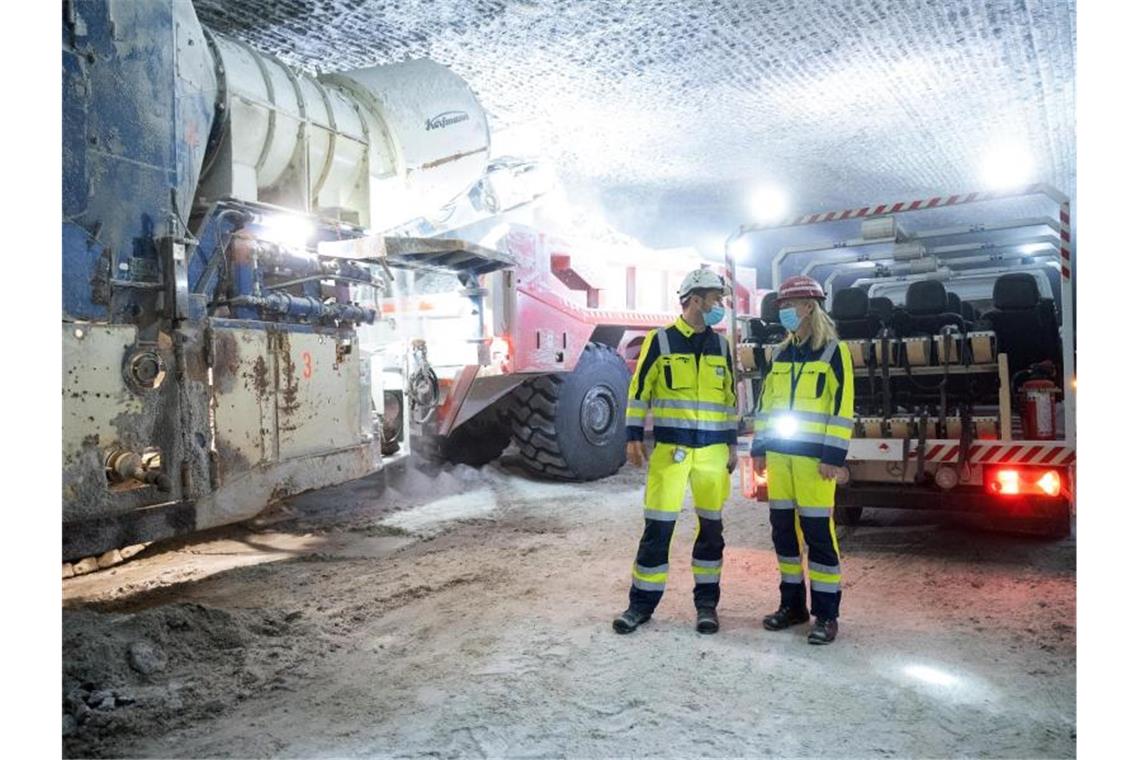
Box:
[753,183,1060,225]
[796,193,985,226]
[768,188,1026,228]
[906,442,1074,465]
[1059,202,1072,281]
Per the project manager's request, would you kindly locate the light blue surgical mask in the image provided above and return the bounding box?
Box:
[778,307,801,331]
[703,304,725,326]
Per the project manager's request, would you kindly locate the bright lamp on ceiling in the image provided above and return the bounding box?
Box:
[751,184,789,224]
[981,141,1035,191]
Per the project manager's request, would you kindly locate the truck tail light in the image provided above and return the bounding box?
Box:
[1036,470,1062,497]
[984,466,1065,498]
[993,469,1021,494]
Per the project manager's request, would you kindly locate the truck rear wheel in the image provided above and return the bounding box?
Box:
[442,406,513,467]
[509,342,631,481]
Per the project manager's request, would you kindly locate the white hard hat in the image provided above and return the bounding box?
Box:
[678,268,728,300]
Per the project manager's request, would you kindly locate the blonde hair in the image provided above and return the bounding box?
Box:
[777,300,838,352]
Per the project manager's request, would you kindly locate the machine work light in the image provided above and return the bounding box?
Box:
[260,214,317,248]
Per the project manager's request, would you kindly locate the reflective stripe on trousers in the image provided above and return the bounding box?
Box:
[628,443,730,612]
[764,452,842,618]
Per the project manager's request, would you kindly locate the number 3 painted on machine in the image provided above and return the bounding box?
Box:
[302,351,312,379]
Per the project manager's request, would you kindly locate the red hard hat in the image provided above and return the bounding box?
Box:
[776,275,826,304]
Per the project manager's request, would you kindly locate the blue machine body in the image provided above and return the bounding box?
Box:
[63,0,216,326]
[61,0,383,561]
[62,0,375,330]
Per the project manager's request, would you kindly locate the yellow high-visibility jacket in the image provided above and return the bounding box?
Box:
[626,317,738,448]
[750,336,855,466]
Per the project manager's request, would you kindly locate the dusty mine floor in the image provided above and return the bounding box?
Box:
[63,453,1076,758]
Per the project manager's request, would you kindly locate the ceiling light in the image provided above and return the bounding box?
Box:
[728,237,751,259]
[750,184,789,224]
[981,141,1035,191]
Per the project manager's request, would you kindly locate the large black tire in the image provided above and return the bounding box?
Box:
[509,342,632,480]
[442,405,513,467]
[834,506,864,526]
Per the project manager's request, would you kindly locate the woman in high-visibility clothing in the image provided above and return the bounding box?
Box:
[614,269,738,636]
[750,275,854,645]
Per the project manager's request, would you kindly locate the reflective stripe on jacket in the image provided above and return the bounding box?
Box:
[626,317,738,448]
[750,336,854,466]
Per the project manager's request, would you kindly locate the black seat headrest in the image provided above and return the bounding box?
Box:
[960,301,978,321]
[760,291,779,322]
[906,280,948,316]
[946,292,962,314]
[831,288,869,320]
[993,273,1040,311]
[868,297,894,322]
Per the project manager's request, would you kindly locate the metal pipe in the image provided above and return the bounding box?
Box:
[264,274,375,291]
[806,235,1060,282]
[109,279,164,290]
[772,213,1063,290]
[228,293,376,324]
[229,237,259,320]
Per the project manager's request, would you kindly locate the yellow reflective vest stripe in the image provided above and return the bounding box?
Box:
[751,337,854,465]
[626,317,738,448]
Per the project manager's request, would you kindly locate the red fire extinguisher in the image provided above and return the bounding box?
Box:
[1019,379,1060,440]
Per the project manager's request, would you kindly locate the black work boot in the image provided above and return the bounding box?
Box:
[762,605,810,631]
[696,607,719,634]
[613,607,652,634]
[808,617,838,645]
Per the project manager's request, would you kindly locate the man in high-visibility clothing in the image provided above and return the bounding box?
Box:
[613,269,738,635]
[751,275,854,644]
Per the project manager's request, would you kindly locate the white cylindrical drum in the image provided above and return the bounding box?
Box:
[295,76,368,209]
[211,35,304,189]
[202,32,489,231]
[322,59,491,230]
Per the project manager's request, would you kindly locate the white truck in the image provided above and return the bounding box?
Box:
[726,184,1075,537]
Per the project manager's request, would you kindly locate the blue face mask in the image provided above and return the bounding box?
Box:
[778,307,801,331]
[703,304,725,326]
